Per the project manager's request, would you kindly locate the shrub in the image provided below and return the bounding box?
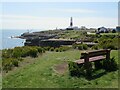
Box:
[21,47,30,57]
[94,40,98,43]
[2,46,46,72]
[2,58,13,72]
[94,60,103,70]
[44,46,51,51]
[77,44,88,50]
[2,49,13,58]
[72,43,77,49]
[37,47,45,53]
[12,59,19,67]
[82,44,88,50]
[103,57,118,72]
[68,61,85,77]
[78,45,83,50]
[29,48,38,58]
[12,47,22,58]
[99,38,118,50]
[102,43,116,50]
[59,46,71,51]
[55,48,59,52]
[91,45,99,50]
[49,47,54,51]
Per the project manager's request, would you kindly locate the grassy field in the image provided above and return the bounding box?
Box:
[2,49,118,88]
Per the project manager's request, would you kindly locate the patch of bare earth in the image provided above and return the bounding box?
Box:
[54,62,68,74]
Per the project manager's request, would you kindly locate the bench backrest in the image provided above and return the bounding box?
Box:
[80,49,111,59]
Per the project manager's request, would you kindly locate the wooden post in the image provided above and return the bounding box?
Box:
[84,52,92,76]
[106,49,110,60]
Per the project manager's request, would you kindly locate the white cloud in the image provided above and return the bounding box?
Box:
[1,14,117,29]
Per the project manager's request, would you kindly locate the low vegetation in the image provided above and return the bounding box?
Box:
[2,46,45,72]
[2,50,118,88]
[68,57,118,78]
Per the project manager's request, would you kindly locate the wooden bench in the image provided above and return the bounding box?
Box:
[74,49,111,75]
[74,49,111,64]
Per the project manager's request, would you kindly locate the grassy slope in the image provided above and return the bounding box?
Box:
[2,50,118,88]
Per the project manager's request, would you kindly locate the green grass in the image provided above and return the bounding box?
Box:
[87,33,118,36]
[101,33,118,35]
[2,50,118,88]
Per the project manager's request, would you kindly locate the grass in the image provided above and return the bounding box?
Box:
[2,49,118,88]
[100,33,118,35]
[88,33,118,36]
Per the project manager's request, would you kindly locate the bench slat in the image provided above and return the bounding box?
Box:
[74,59,84,64]
[89,56,106,62]
[74,56,105,64]
[80,49,110,58]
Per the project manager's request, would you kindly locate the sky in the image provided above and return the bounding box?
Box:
[1,2,118,30]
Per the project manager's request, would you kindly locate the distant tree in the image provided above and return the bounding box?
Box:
[105,30,109,33]
[112,29,116,33]
[98,28,100,32]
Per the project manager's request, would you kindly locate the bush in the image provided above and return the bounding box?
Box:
[59,46,71,51]
[12,59,19,67]
[98,37,118,50]
[78,45,83,50]
[37,47,45,53]
[44,46,51,51]
[94,60,103,70]
[102,43,116,50]
[12,47,22,58]
[2,58,13,72]
[2,46,45,72]
[82,44,88,50]
[2,58,19,72]
[103,57,118,72]
[68,61,85,77]
[49,47,54,51]
[72,43,77,49]
[55,48,59,52]
[29,48,38,58]
[91,45,99,50]
[2,49,13,58]
[78,44,88,50]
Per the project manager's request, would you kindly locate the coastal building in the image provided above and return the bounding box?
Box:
[116,26,120,32]
[98,27,108,33]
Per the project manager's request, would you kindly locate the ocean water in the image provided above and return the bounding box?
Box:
[1,29,41,49]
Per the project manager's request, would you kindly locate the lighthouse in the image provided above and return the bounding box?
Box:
[70,17,73,27]
[66,17,79,30]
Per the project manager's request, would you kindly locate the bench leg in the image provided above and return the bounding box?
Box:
[106,50,110,60]
[84,62,92,77]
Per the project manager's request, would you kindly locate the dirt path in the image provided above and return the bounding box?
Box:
[54,62,68,74]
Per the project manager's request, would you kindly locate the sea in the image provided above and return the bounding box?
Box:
[1,29,41,50]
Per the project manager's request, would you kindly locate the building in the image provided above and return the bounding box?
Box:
[66,17,80,30]
[98,27,108,33]
[116,26,120,32]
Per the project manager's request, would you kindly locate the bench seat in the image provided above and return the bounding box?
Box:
[74,56,106,64]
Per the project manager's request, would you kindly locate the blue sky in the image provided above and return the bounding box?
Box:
[1,2,118,29]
